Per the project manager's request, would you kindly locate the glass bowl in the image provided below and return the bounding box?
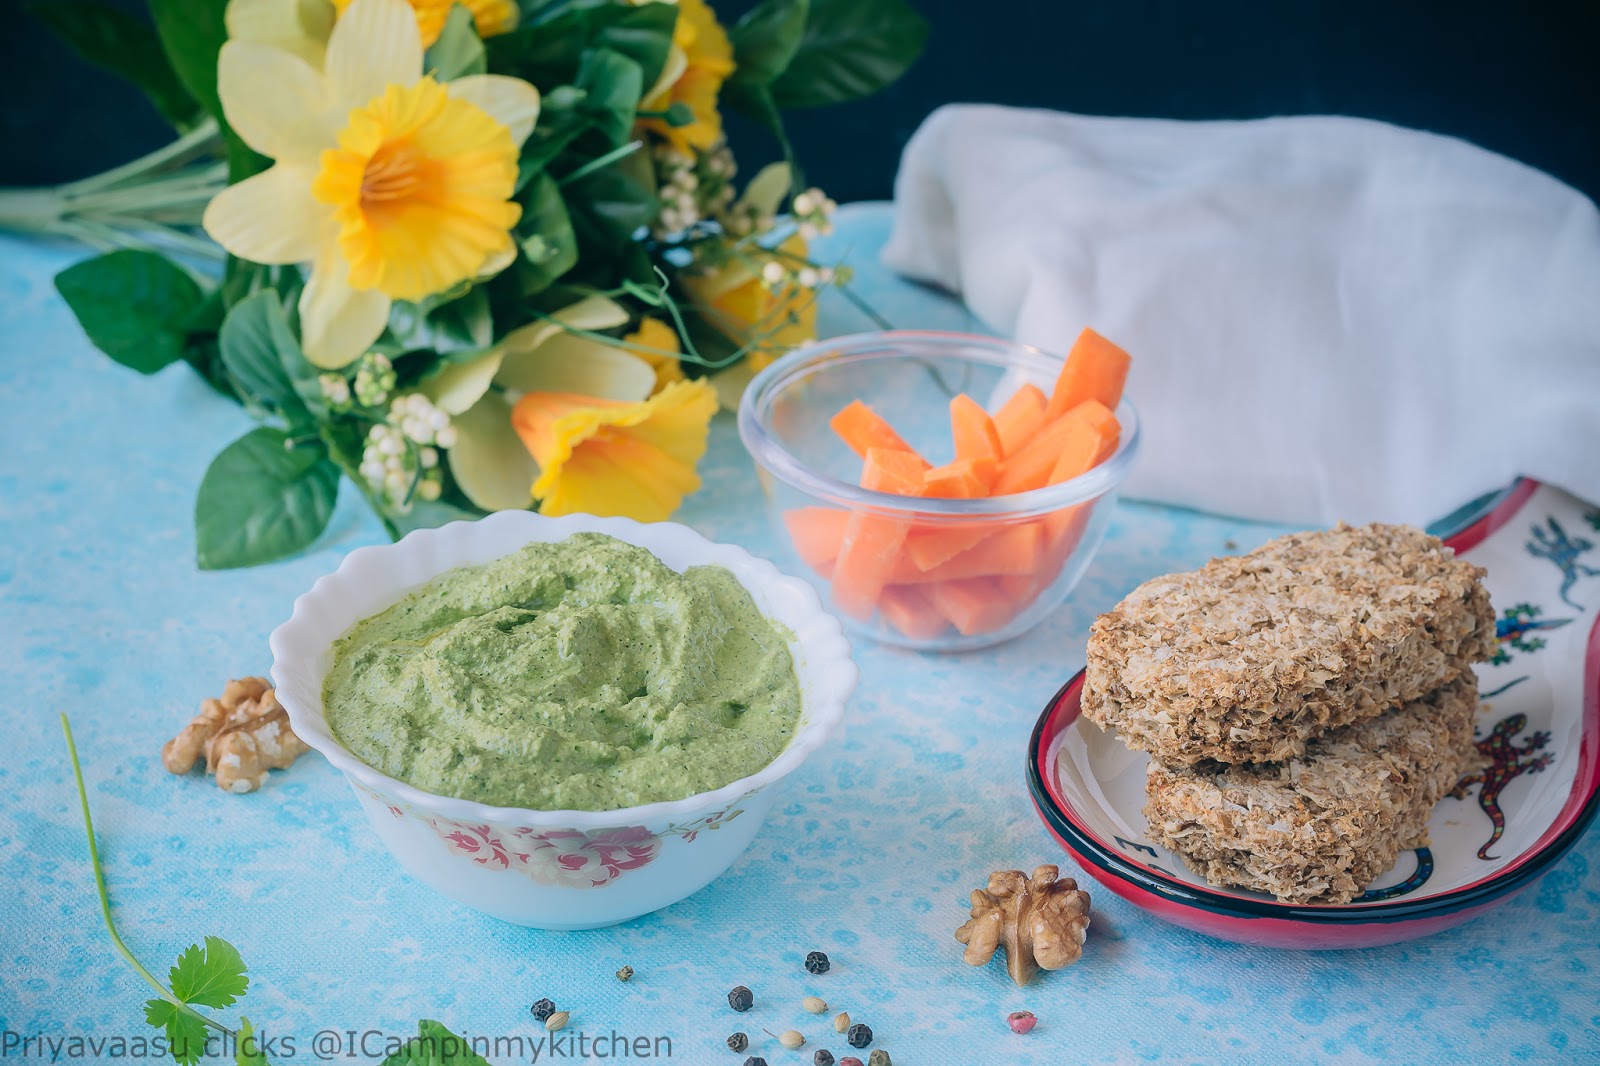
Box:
[737,330,1140,651]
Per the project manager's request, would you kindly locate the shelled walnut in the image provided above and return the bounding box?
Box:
[955,864,1090,986]
[162,677,310,793]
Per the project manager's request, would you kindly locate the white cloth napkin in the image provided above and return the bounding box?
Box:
[882,104,1600,526]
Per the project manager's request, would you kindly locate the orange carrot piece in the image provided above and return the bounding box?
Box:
[783,507,849,571]
[1047,327,1132,419]
[992,400,1118,496]
[923,457,998,499]
[993,384,1049,458]
[894,523,1042,583]
[830,400,923,463]
[926,578,1017,636]
[950,393,1003,464]
[831,449,926,619]
[863,446,930,496]
[905,523,995,570]
[878,584,950,640]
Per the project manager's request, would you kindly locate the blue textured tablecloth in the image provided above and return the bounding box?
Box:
[2,204,1596,1065]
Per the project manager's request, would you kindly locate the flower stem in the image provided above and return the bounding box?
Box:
[60,714,235,1039]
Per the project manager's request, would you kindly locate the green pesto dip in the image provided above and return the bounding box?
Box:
[322,533,802,811]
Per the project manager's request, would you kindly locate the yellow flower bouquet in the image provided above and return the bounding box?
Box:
[11,0,926,567]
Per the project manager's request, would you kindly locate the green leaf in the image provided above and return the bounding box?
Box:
[516,173,579,295]
[148,0,229,121]
[728,0,810,86]
[195,428,340,570]
[169,936,249,1009]
[218,292,319,423]
[565,148,657,252]
[55,250,205,374]
[236,1016,268,1066]
[575,48,643,148]
[27,1,201,128]
[379,1020,493,1066]
[591,1,677,91]
[144,1000,209,1066]
[388,287,494,357]
[520,85,592,172]
[426,4,487,80]
[769,0,929,108]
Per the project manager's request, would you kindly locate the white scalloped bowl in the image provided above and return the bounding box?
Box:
[269,512,855,929]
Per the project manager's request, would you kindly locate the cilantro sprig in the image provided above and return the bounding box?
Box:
[63,714,488,1066]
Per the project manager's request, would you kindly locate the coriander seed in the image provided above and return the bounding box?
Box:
[833,1013,850,1033]
[802,996,828,1014]
[770,1029,805,1050]
[545,1010,570,1033]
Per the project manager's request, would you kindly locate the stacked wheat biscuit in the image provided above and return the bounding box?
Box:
[1082,523,1496,904]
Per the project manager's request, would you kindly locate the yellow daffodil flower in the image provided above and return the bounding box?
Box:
[511,380,719,521]
[684,233,818,407]
[203,0,539,367]
[625,317,687,394]
[422,297,716,520]
[227,0,515,60]
[640,0,734,153]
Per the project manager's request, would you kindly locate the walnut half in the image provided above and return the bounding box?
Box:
[161,677,310,793]
[954,864,1090,986]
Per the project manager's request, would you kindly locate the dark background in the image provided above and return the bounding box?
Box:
[4,0,1598,204]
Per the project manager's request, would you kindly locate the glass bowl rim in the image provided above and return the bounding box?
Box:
[737,330,1142,519]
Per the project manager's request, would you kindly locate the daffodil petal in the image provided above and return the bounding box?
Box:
[299,243,390,368]
[225,0,331,68]
[217,41,336,163]
[447,394,538,511]
[500,342,656,403]
[325,0,422,111]
[201,163,329,264]
[420,349,506,415]
[477,243,516,281]
[710,359,758,411]
[555,295,631,332]
[447,75,541,146]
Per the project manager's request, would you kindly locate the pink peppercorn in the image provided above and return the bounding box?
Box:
[840,1059,864,1066]
[1007,1010,1037,1034]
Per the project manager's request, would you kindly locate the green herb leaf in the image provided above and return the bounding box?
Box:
[591,1,676,91]
[379,1020,493,1066]
[426,5,487,79]
[169,936,249,1009]
[516,173,579,295]
[236,1016,268,1066]
[144,1000,209,1066]
[728,0,810,86]
[388,287,495,357]
[219,292,319,423]
[575,48,644,148]
[769,0,928,108]
[195,428,340,570]
[26,0,201,128]
[55,250,205,374]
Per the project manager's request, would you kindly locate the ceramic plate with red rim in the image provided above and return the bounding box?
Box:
[1027,479,1600,948]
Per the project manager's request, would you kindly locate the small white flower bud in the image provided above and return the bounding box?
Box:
[761,261,786,286]
[417,479,442,502]
[434,425,458,449]
[419,447,439,469]
[798,267,820,288]
[792,192,815,215]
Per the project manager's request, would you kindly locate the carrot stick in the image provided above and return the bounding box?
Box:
[1046,327,1132,419]
[923,457,998,499]
[831,448,926,619]
[993,400,1118,496]
[893,523,1042,583]
[829,400,925,464]
[879,584,950,640]
[993,384,1048,458]
[926,578,1017,636]
[950,393,1003,464]
[783,507,849,571]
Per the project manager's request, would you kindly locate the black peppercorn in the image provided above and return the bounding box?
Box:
[804,950,831,975]
[814,1051,836,1066]
[728,985,754,1012]
[846,1023,873,1049]
[743,1059,768,1066]
[727,1033,749,1053]
[529,998,556,1022]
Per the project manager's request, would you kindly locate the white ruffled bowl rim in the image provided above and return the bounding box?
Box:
[268,511,855,830]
